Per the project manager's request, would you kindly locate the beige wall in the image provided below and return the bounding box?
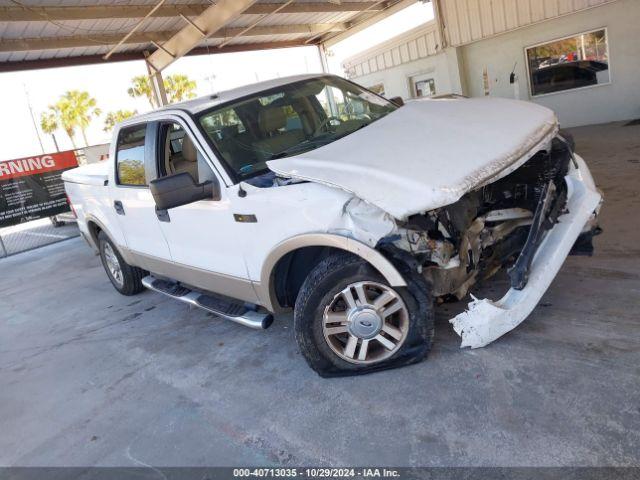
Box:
[343,21,465,99]
[459,0,640,126]
[347,48,462,100]
[439,0,618,47]
[345,0,638,127]
[343,21,442,88]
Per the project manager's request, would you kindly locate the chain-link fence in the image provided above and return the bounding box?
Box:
[0,216,79,259]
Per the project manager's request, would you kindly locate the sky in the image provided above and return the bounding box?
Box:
[0,2,434,161]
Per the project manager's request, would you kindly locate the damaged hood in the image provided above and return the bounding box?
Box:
[267,97,558,220]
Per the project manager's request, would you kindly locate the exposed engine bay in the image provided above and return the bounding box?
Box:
[243,128,600,351]
[387,135,574,302]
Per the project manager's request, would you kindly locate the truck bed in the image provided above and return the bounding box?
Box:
[62,161,109,186]
[62,161,119,251]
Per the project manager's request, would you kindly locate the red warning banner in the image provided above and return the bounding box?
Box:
[0,151,78,181]
[0,150,79,228]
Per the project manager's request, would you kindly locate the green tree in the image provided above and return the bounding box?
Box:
[41,91,101,149]
[127,75,155,107]
[57,90,101,147]
[165,74,197,103]
[118,160,146,185]
[42,102,77,149]
[127,73,198,107]
[40,110,60,152]
[103,109,137,133]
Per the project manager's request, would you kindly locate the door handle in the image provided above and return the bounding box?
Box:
[113,200,125,215]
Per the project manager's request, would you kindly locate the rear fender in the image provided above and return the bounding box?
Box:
[84,214,137,266]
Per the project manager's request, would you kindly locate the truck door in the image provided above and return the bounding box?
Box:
[149,120,259,304]
[110,123,171,268]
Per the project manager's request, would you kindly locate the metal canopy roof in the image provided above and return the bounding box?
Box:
[0,0,416,72]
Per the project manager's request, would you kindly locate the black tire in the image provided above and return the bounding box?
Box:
[294,251,434,377]
[97,231,145,296]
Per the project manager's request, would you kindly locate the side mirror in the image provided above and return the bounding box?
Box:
[149,172,219,210]
[390,96,404,107]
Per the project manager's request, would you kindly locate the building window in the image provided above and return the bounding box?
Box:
[526,28,610,97]
[411,75,436,98]
[116,125,147,186]
[368,83,386,96]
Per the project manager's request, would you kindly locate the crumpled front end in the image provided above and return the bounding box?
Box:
[369,135,602,348]
[319,130,602,349]
[450,155,602,347]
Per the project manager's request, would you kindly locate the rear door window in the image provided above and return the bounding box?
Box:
[116,125,147,186]
[156,122,216,185]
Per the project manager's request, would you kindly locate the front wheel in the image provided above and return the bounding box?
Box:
[98,231,145,296]
[294,252,434,377]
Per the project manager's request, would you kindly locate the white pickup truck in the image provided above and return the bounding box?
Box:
[63,74,602,377]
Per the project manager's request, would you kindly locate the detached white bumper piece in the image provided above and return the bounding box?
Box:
[450,161,602,348]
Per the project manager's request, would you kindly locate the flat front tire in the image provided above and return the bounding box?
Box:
[294,252,434,377]
[98,231,145,296]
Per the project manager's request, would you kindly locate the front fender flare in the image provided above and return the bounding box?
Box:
[259,233,407,312]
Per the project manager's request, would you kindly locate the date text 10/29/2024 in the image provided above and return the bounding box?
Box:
[233,468,400,478]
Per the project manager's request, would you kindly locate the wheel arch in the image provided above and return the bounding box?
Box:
[84,215,137,266]
[260,233,407,313]
[85,216,103,250]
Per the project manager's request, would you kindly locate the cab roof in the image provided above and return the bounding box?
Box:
[136,73,330,119]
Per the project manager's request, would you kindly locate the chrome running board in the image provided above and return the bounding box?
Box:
[142,275,273,330]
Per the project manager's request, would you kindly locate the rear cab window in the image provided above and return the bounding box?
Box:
[116,125,147,186]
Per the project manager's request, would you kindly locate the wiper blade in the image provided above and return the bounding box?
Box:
[267,141,310,160]
[268,151,293,160]
[267,139,325,160]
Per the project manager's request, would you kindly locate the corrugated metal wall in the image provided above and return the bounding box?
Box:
[439,0,618,46]
[343,21,441,78]
[343,0,620,81]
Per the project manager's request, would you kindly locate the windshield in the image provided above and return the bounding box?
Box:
[197,76,397,181]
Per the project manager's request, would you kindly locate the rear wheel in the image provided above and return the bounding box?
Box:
[98,231,145,296]
[294,252,434,377]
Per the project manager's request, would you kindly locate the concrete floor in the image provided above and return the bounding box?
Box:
[1,122,639,467]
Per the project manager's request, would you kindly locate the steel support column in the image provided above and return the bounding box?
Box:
[317,43,330,73]
[145,52,168,107]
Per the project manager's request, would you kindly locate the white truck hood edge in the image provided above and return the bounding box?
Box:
[267,97,558,220]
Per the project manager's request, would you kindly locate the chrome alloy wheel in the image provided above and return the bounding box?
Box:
[322,281,409,364]
[103,242,124,287]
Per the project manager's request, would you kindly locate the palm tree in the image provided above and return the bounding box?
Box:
[127,75,156,108]
[165,74,197,103]
[58,91,101,147]
[40,110,60,152]
[127,73,197,107]
[103,109,137,132]
[43,102,77,149]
